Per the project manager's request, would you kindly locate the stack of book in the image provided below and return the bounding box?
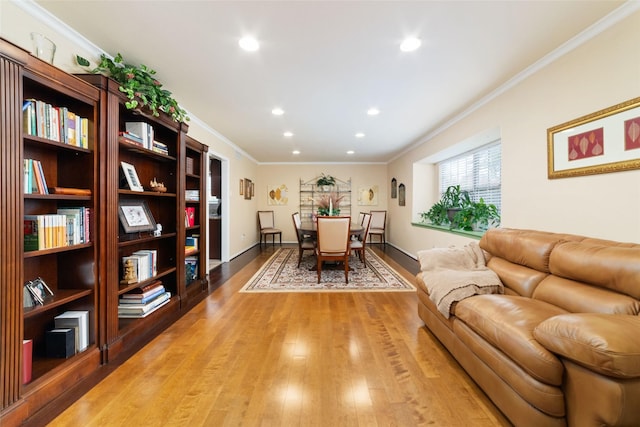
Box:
[185,235,198,255]
[125,122,154,150]
[152,140,169,155]
[185,189,199,201]
[118,130,144,147]
[118,281,170,318]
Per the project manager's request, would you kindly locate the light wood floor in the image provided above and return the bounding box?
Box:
[48,245,511,427]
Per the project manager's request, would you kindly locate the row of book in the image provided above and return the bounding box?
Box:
[185,235,199,255]
[23,99,89,148]
[118,281,171,318]
[24,158,49,194]
[185,256,199,286]
[185,206,196,227]
[121,122,170,155]
[122,249,158,283]
[24,207,90,251]
[185,189,200,201]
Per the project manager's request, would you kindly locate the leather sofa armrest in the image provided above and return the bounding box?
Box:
[534,313,640,379]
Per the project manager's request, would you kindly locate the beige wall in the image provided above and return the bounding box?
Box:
[257,163,388,242]
[390,9,640,256]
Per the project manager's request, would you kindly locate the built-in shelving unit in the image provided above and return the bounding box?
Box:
[0,37,101,426]
[183,136,209,309]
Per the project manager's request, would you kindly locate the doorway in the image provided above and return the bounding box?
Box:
[207,153,228,269]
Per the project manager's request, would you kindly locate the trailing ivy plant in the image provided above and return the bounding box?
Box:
[76,53,189,123]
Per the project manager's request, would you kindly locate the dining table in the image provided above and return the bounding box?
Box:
[299,221,364,237]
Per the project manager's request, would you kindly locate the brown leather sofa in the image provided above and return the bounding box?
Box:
[415,228,640,427]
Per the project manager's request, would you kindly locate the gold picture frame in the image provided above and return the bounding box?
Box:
[547,96,640,179]
[239,179,244,195]
[244,178,253,200]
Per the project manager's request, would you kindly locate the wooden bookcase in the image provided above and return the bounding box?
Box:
[183,136,209,310]
[0,38,102,424]
[76,74,189,362]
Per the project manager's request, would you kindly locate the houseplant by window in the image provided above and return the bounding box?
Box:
[76,53,189,123]
[420,185,500,231]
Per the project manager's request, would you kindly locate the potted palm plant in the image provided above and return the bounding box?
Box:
[316,173,336,191]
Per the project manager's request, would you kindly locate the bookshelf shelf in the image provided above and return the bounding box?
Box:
[23,289,93,319]
[117,267,178,295]
[24,242,93,258]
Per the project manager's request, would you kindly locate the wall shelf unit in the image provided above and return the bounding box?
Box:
[299,176,351,220]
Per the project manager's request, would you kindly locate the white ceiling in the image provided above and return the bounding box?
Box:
[35,1,624,163]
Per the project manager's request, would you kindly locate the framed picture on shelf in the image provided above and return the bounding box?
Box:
[118,200,157,233]
[24,277,54,306]
[120,161,144,192]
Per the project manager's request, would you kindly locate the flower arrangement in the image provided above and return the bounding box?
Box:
[76,53,189,123]
[316,192,344,216]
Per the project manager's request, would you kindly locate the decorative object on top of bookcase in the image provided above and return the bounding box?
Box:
[120,161,144,192]
[76,53,189,123]
[118,200,156,233]
[30,32,56,64]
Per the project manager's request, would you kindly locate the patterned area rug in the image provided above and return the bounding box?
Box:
[240,248,416,292]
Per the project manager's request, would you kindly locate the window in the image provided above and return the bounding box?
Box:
[438,142,501,211]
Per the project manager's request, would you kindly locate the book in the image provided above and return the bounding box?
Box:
[121,283,164,300]
[22,339,33,384]
[119,287,165,304]
[117,298,171,318]
[24,217,39,252]
[54,311,89,353]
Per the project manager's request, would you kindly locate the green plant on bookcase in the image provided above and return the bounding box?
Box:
[76,54,189,123]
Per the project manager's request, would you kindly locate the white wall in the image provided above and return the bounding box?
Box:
[390,9,640,256]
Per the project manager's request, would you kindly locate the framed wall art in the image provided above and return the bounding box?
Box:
[547,96,640,179]
[239,179,244,195]
[244,178,253,200]
[391,178,397,199]
[358,185,378,206]
[268,184,288,205]
[118,200,156,233]
[398,183,406,206]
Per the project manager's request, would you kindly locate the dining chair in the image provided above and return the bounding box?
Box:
[350,212,372,266]
[315,216,351,283]
[257,210,282,247]
[292,212,316,267]
[368,210,387,244]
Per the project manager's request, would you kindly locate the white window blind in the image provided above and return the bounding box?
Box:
[438,142,501,211]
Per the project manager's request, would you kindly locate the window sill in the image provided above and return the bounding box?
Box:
[411,222,483,240]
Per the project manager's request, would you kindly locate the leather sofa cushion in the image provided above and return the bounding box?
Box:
[479,228,566,273]
[534,314,640,379]
[549,241,640,300]
[486,257,548,297]
[455,294,567,385]
[533,275,640,315]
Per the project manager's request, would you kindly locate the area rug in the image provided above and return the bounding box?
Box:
[240,248,416,292]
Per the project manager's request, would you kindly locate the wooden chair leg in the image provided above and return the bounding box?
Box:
[317,258,322,283]
[344,257,349,284]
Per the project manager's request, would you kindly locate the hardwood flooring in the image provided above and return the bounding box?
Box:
[47,244,511,427]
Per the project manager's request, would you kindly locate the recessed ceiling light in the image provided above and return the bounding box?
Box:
[347,150,355,155]
[239,36,260,52]
[367,108,380,116]
[355,132,365,138]
[292,150,300,155]
[272,108,284,116]
[283,131,294,137]
[400,37,421,52]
